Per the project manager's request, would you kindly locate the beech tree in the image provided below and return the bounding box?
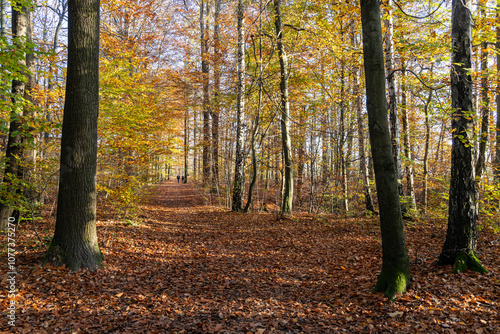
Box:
[45,0,103,270]
[360,0,410,299]
[437,0,487,274]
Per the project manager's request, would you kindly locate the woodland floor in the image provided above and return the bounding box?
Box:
[1,180,500,333]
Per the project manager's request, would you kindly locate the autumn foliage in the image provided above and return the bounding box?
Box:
[0,0,500,331]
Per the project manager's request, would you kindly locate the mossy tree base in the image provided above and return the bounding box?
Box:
[373,267,411,300]
[44,241,103,272]
[450,251,488,274]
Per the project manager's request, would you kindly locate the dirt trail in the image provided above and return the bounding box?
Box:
[145,179,206,209]
[6,179,499,333]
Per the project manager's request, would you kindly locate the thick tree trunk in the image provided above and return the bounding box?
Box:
[360,0,410,299]
[273,0,293,215]
[231,0,245,212]
[44,0,103,271]
[437,0,487,274]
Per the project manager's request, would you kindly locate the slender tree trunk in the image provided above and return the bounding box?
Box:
[475,3,489,184]
[273,0,293,215]
[0,2,33,233]
[231,0,245,212]
[200,0,211,187]
[360,0,410,299]
[383,0,405,213]
[296,109,305,208]
[184,108,189,183]
[438,0,487,274]
[244,16,264,213]
[422,86,433,209]
[0,0,5,36]
[211,0,221,190]
[400,66,416,213]
[340,63,348,213]
[193,107,198,179]
[352,20,374,213]
[45,0,103,270]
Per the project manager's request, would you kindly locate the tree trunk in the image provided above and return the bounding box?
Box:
[360,0,410,299]
[211,0,221,190]
[340,63,348,213]
[193,106,198,179]
[200,0,211,187]
[422,86,433,209]
[400,66,416,213]
[0,2,33,233]
[352,20,374,214]
[184,108,189,183]
[0,0,5,36]
[231,0,245,212]
[475,2,489,184]
[273,0,293,215]
[383,0,405,214]
[437,0,487,274]
[44,0,103,271]
[296,109,305,208]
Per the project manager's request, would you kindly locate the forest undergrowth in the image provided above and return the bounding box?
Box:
[1,180,499,333]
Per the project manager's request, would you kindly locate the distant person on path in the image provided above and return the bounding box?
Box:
[177,175,180,183]
[181,175,185,183]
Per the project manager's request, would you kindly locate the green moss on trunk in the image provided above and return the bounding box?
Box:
[452,251,488,274]
[373,266,411,300]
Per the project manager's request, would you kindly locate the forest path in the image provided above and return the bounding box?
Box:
[8,180,499,333]
[143,179,206,210]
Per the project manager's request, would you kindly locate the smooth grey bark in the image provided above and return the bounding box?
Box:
[360,0,410,299]
[44,0,103,271]
[231,0,245,212]
[273,0,293,215]
[437,0,487,274]
[0,2,34,233]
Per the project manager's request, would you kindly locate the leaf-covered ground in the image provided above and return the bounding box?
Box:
[2,180,499,333]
